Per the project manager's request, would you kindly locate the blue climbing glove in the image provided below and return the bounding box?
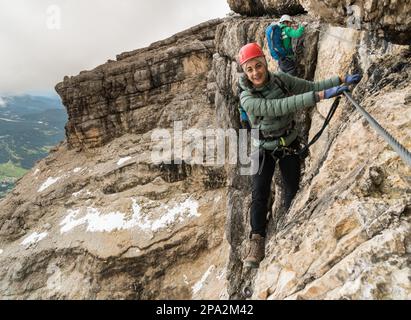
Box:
[324,85,350,99]
[344,74,362,85]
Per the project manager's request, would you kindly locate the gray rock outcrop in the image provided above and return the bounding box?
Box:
[227,0,305,16]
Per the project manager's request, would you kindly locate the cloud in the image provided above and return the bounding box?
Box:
[0,0,229,95]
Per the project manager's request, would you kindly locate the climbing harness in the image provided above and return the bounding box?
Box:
[269,76,342,159]
[263,97,341,165]
[343,92,411,167]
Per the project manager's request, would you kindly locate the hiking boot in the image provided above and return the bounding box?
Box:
[244,234,265,268]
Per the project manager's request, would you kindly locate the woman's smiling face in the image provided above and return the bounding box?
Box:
[244,57,268,88]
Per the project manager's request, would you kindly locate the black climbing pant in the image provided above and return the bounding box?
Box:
[250,141,301,237]
[278,56,297,76]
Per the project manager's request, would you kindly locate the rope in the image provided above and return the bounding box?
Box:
[343,91,411,167]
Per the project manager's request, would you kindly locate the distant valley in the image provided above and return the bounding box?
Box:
[0,95,67,198]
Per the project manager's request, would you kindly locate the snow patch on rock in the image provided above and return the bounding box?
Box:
[117,157,132,166]
[60,198,200,234]
[21,232,48,247]
[132,198,200,232]
[192,265,215,295]
[38,176,62,192]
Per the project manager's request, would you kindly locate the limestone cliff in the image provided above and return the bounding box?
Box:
[0,19,229,300]
[228,0,411,44]
[299,0,411,44]
[56,20,221,150]
[213,14,410,299]
[227,0,304,16]
[0,2,410,300]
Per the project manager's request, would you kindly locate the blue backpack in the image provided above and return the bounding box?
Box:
[266,24,288,61]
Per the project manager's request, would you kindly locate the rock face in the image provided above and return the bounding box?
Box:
[299,0,411,44]
[56,20,221,150]
[251,43,411,300]
[210,12,411,299]
[228,0,411,44]
[1,3,411,300]
[227,0,305,16]
[0,137,229,299]
[0,20,230,300]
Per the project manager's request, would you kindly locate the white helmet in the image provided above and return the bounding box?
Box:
[279,15,293,23]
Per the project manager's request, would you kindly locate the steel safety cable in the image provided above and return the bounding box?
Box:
[343,91,411,167]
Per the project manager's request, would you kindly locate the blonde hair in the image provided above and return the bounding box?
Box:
[242,56,268,72]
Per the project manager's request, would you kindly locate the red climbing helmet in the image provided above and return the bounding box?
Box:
[238,43,264,66]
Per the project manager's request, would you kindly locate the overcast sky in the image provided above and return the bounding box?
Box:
[0,0,230,96]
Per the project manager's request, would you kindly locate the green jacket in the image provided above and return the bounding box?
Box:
[280,23,305,57]
[239,72,341,149]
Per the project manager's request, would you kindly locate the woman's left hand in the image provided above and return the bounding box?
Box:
[344,74,362,85]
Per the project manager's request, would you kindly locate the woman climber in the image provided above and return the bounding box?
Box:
[238,42,361,268]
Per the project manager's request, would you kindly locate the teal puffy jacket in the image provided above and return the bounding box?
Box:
[239,72,341,150]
